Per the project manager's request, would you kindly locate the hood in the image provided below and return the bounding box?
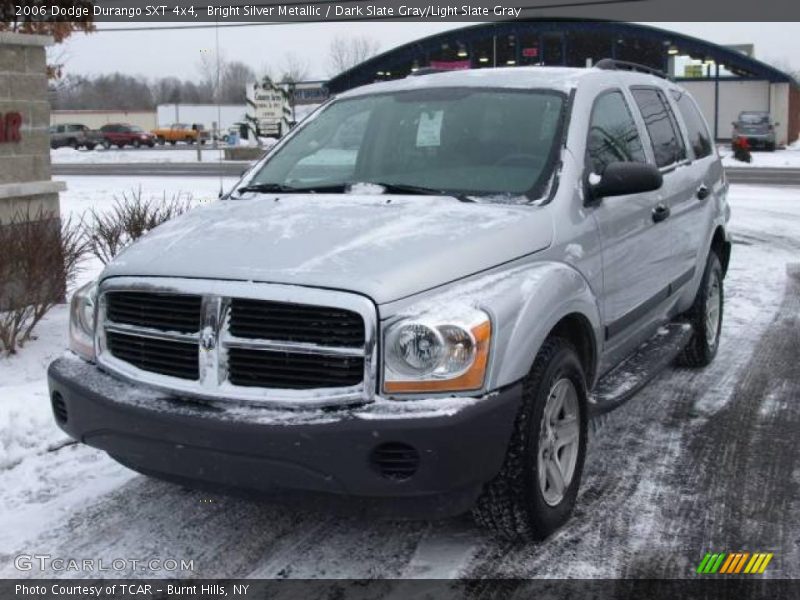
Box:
[102,195,553,304]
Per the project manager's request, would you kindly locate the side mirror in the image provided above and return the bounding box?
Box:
[589,162,663,202]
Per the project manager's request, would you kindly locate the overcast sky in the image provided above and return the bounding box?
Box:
[57,22,800,81]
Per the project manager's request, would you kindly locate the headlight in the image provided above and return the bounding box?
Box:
[383,308,491,394]
[69,280,97,361]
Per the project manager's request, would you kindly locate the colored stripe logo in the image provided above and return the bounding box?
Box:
[696,552,773,574]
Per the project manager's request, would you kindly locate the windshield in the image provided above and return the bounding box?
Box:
[130,126,144,132]
[244,87,566,201]
[739,113,769,125]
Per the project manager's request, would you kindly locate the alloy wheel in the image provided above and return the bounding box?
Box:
[537,378,581,507]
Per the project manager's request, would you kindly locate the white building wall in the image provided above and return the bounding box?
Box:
[680,81,716,135]
[769,83,790,146]
[51,110,157,130]
[717,80,770,140]
[677,79,792,142]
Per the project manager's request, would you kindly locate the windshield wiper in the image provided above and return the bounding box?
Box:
[363,182,475,203]
[237,182,346,195]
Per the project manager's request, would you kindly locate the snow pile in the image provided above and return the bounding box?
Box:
[720,144,800,169]
[0,308,71,471]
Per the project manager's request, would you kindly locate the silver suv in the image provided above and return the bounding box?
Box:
[49,61,731,540]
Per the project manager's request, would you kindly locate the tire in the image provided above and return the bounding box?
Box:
[69,139,79,149]
[169,140,176,146]
[676,252,723,367]
[102,140,111,149]
[766,142,776,152]
[157,137,165,145]
[473,337,588,541]
[85,143,95,150]
[132,139,141,148]
[147,142,155,148]
[186,137,194,145]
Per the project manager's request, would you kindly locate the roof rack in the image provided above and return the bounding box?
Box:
[594,59,672,81]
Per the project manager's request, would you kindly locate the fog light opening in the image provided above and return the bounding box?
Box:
[51,392,68,424]
[370,442,420,481]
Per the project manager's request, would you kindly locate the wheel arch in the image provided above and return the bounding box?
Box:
[488,263,603,391]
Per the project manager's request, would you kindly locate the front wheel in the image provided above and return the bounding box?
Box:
[676,252,723,367]
[473,337,588,541]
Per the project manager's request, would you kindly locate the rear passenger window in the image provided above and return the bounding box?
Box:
[631,88,686,168]
[671,90,713,159]
[587,91,646,175]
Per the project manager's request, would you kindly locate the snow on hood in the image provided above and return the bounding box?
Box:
[101,194,553,304]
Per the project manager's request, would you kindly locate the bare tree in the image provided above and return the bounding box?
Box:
[764,57,800,82]
[280,52,310,84]
[197,50,227,103]
[220,61,255,103]
[327,35,381,76]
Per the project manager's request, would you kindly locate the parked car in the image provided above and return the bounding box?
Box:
[732,111,777,151]
[50,61,731,540]
[151,123,209,145]
[99,123,157,148]
[49,123,104,150]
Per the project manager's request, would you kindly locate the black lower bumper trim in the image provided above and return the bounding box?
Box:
[48,357,523,518]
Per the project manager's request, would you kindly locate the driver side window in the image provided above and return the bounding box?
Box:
[587,91,646,175]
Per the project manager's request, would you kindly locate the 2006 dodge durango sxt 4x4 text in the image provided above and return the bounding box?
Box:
[49,61,731,540]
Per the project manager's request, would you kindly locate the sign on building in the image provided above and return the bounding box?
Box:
[245,79,291,138]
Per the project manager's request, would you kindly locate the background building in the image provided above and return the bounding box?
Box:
[51,109,156,131]
[327,21,800,145]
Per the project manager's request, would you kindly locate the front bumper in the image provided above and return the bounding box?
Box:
[48,356,522,517]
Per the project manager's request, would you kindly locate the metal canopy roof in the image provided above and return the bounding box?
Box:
[327,20,796,94]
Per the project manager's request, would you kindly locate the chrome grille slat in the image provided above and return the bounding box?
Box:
[96,278,377,407]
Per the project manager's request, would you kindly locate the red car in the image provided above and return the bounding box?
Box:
[99,123,157,148]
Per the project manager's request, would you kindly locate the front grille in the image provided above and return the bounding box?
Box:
[229,298,365,347]
[98,281,373,404]
[227,348,363,389]
[106,291,202,334]
[106,330,199,380]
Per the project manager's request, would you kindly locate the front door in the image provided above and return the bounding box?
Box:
[586,88,674,358]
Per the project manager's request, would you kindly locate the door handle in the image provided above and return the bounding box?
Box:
[696,185,710,200]
[652,203,671,223]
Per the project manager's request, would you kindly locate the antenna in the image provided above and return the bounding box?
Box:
[215,18,224,199]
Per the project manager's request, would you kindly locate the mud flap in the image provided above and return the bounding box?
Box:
[589,323,694,420]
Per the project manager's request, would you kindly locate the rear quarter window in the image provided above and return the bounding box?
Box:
[672,90,713,159]
[631,87,687,168]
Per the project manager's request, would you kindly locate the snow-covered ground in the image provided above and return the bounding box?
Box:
[1,180,799,579]
[52,147,227,164]
[720,140,800,168]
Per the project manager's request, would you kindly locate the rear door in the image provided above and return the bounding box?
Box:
[668,89,719,281]
[630,86,697,291]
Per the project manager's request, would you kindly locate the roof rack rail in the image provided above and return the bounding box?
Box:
[594,59,672,81]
